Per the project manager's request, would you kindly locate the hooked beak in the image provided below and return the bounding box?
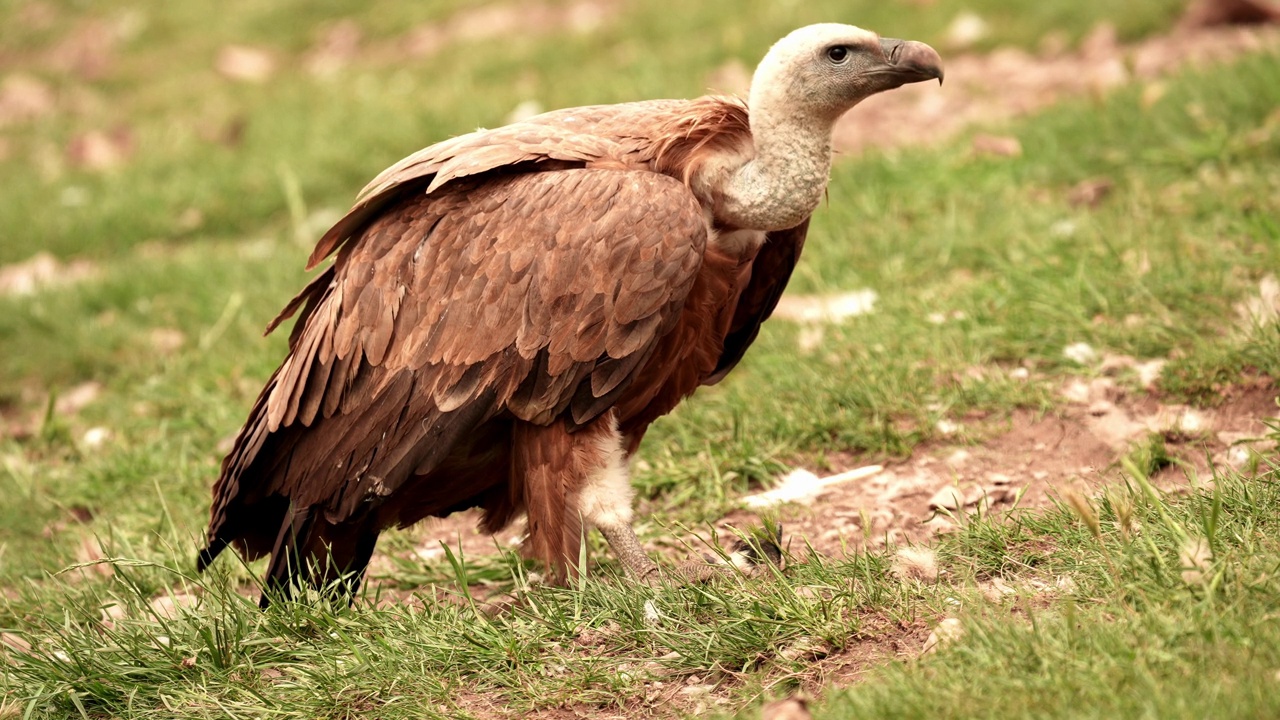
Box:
[875,37,945,87]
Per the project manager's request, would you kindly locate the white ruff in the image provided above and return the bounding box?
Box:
[577,421,634,529]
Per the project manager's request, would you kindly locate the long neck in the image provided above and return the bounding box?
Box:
[718,99,835,232]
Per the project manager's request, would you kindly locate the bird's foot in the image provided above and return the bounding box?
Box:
[669,523,785,584]
[599,518,783,586]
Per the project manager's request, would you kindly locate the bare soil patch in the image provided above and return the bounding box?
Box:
[743,377,1276,560]
[375,375,1278,586]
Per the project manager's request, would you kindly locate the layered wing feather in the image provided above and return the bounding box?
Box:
[204,166,708,561]
[306,125,626,270]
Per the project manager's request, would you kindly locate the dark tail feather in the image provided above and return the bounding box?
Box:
[196,537,228,572]
[259,504,380,608]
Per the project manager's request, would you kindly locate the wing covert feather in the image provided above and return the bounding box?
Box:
[242,167,707,525]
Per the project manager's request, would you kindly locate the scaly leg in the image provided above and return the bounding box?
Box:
[575,417,781,584]
[573,416,662,582]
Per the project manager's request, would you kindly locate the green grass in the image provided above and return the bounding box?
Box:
[2,0,1279,717]
[0,0,1186,264]
[5,449,1277,718]
[805,469,1280,720]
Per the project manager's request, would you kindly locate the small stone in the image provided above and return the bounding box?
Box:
[149,328,186,354]
[1216,445,1254,469]
[1179,537,1212,586]
[1063,342,1098,365]
[1,632,31,654]
[73,536,113,578]
[1061,379,1091,404]
[921,617,964,655]
[1067,177,1114,208]
[778,635,831,662]
[0,74,56,126]
[1135,359,1166,388]
[935,419,960,435]
[148,593,199,620]
[989,485,1020,504]
[796,325,825,353]
[216,45,276,83]
[82,426,111,448]
[100,603,128,623]
[794,585,828,600]
[413,544,443,561]
[643,599,661,627]
[1099,354,1137,374]
[979,577,1016,602]
[944,11,988,49]
[774,289,878,323]
[762,698,812,720]
[0,252,98,296]
[56,381,103,416]
[176,207,204,231]
[972,134,1022,157]
[66,127,134,171]
[927,486,966,512]
[1177,409,1207,434]
[1050,219,1078,238]
[1087,400,1115,416]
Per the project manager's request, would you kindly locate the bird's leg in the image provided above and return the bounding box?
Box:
[574,416,782,585]
[574,419,661,583]
[596,521,660,583]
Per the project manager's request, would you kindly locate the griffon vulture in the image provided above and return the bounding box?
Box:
[199,24,943,604]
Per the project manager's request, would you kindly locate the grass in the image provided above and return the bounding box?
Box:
[2,0,1279,717]
[809,469,1280,720]
[0,0,1187,264]
[5,449,1277,718]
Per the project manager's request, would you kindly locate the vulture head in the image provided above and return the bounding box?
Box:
[719,24,943,232]
[749,23,944,124]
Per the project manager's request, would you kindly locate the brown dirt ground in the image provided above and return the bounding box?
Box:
[396,375,1276,719]
[732,376,1277,560]
[380,376,1277,579]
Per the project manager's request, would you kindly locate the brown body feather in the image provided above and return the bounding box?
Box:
[200,96,811,601]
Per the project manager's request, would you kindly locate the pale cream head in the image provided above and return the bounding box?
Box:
[749,23,944,126]
[716,24,943,233]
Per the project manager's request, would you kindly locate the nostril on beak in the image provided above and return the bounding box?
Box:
[879,37,906,64]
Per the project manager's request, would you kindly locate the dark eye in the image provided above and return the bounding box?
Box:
[826,45,850,64]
